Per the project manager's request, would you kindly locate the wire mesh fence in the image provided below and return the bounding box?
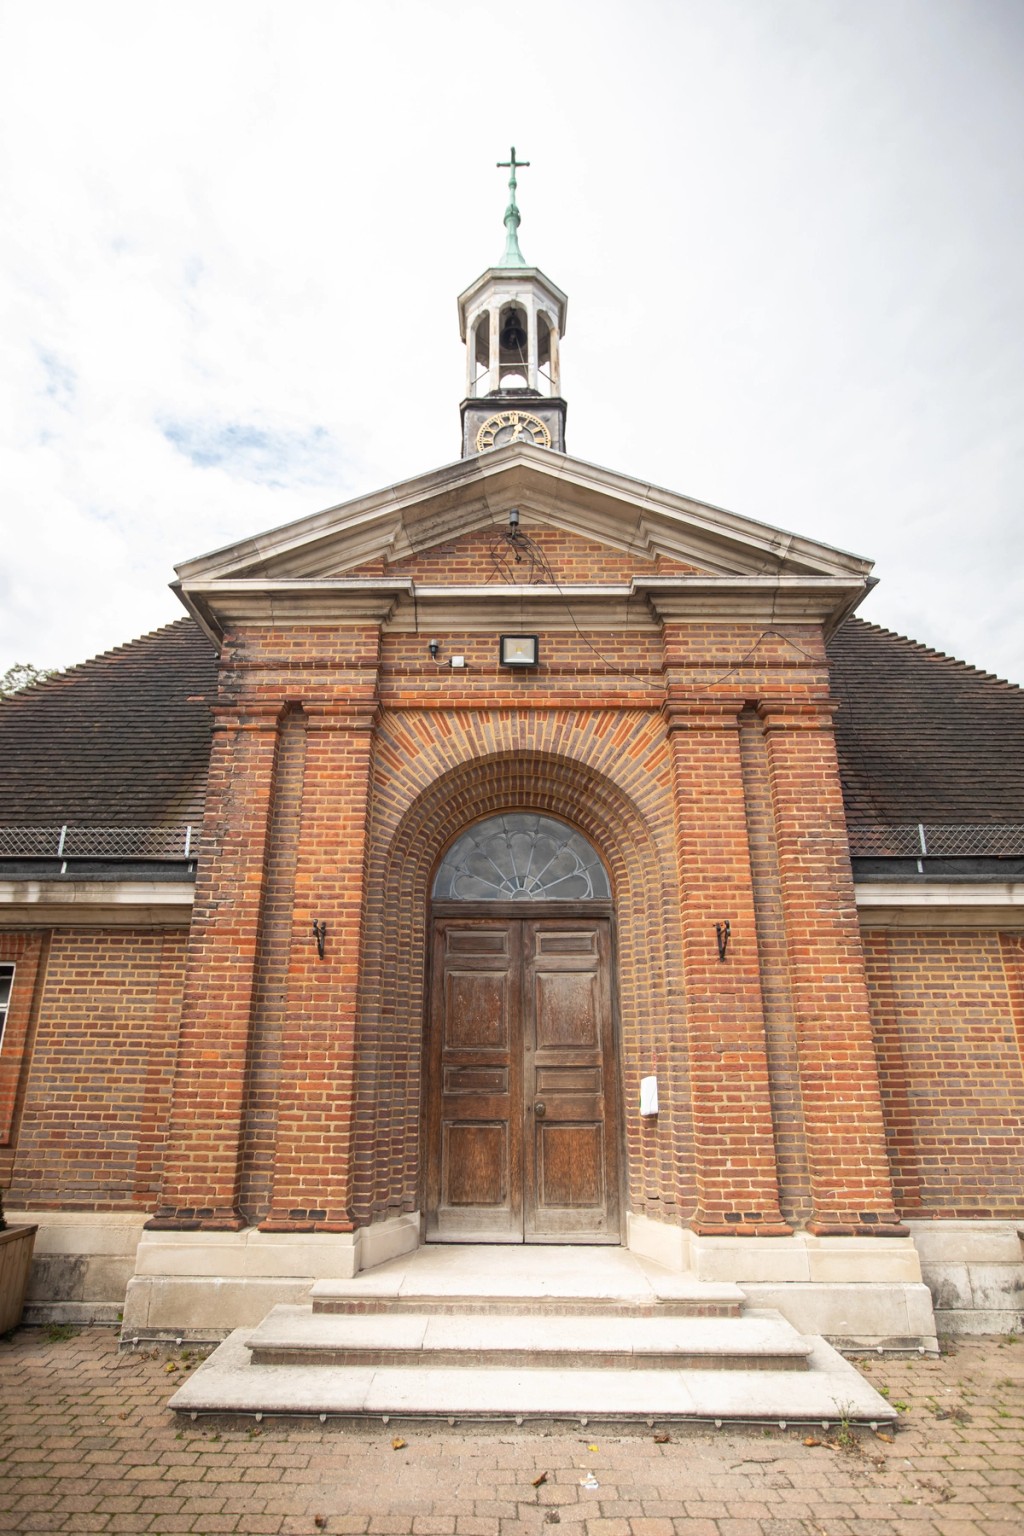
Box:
[0,825,195,859]
[1,822,1021,863]
[848,824,1024,858]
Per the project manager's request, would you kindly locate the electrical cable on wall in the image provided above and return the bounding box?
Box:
[484,510,826,694]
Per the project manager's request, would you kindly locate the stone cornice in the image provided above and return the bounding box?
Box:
[855,881,1024,928]
[173,580,408,648]
[176,571,870,649]
[0,880,194,927]
[638,576,869,633]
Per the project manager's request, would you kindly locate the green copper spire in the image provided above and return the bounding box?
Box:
[497,146,529,267]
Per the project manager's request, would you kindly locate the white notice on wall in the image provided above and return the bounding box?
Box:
[639,1075,659,1117]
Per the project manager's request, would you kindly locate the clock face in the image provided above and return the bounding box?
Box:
[475,410,552,452]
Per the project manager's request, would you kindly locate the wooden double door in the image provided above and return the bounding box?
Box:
[426,909,621,1243]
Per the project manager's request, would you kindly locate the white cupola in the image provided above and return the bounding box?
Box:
[458,149,568,457]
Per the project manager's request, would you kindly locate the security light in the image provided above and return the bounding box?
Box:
[499,634,539,667]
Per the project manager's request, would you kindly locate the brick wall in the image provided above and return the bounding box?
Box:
[138,586,909,1235]
[4,518,1021,1238]
[5,929,186,1209]
[867,930,1024,1216]
[352,523,703,584]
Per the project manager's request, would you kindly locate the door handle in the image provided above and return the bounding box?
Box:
[534,1101,546,1117]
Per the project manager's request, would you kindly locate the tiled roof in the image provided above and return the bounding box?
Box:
[827,618,1024,827]
[0,620,217,827]
[0,614,1020,837]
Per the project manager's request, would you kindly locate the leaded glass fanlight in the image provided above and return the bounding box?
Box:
[433,814,610,901]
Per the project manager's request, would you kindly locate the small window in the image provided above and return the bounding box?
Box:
[0,963,13,1056]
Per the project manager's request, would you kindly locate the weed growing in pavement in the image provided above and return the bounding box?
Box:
[829,1400,860,1452]
[43,1323,79,1342]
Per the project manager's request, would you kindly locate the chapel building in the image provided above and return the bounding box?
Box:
[1,165,1022,1347]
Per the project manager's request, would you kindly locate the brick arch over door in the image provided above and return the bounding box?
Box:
[350,717,697,1229]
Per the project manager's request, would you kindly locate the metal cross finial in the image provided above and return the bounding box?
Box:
[496,146,529,268]
[497,146,531,193]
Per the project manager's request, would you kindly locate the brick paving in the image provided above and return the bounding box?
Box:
[0,1327,1021,1535]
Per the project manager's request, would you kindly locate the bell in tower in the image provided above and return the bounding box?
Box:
[458,149,568,457]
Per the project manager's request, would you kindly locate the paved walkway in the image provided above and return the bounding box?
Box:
[0,1325,1021,1535]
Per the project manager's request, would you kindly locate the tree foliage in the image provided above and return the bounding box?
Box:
[0,662,57,699]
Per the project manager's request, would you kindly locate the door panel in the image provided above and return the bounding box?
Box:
[534,972,600,1048]
[427,914,619,1243]
[537,1123,605,1208]
[443,1123,507,1207]
[444,970,508,1049]
[426,922,522,1240]
[523,919,619,1241]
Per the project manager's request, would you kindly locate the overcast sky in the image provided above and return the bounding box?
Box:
[1,0,1022,685]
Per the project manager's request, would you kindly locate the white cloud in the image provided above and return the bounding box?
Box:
[1,0,1021,682]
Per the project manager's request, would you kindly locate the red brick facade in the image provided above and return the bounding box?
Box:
[2,489,1022,1255]
[867,930,1024,1217]
[2,929,185,1208]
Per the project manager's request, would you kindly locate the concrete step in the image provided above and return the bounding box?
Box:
[312,1289,743,1318]
[247,1304,812,1371]
[169,1328,898,1425]
[310,1246,745,1318]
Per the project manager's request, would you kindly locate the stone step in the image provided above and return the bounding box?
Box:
[309,1248,745,1319]
[311,1289,742,1318]
[169,1328,898,1425]
[247,1304,812,1371]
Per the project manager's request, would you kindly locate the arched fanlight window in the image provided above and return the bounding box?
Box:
[433,814,610,901]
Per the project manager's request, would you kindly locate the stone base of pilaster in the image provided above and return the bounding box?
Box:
[626,1212,938,1350]
[121,1211,420,1342]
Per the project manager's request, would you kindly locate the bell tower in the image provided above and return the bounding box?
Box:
[458,149,568,457]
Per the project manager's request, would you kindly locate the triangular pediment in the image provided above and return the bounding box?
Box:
[173,444,874,642]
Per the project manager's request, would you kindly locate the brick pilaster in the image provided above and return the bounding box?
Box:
[664,696,790,1236]
[259,702,377,1232]
[147,703,282,1230]
[758,699,905,1235]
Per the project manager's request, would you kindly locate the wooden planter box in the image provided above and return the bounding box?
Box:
[0,1223,38,1333]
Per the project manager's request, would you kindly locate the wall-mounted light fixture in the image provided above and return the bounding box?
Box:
[500,634,539,667]
[715,920,731,962]
[312,920,327,960]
